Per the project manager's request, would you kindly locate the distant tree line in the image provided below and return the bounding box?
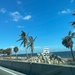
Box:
[0,48,12,56]
[0,46,19,57]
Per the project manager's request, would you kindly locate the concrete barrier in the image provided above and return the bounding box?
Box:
[0,60,75,75]
[11,61,31,74]
[0,60,31,74]
[30,63,73,75]
[0,60,2,65]
[0,60,12,69]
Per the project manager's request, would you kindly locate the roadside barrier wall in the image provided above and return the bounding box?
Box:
[11,61,30,74]
[0,60,75,75]
[0,60,12,68]
[30,63,75,75]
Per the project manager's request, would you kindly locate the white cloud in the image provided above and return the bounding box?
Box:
[34,46,42,49]
[10,46,15,48]
[17,1,22,5]
[58,9,71,14]
[0,8,7,13]
[17,25,24,28]
[10,11,32,22]
[10,11,22,22]
[23,15,32,20]
[71,0,74,3]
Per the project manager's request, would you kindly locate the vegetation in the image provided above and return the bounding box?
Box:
[0,11,74,64]
[17,31,27,47]
[5,48,12,56]
[0,48,12,59]
[0,49,3,54]
[62,11,75,61]
[14,46,19,58]
[62,31,75,61]
[17,31,28,57]
[27,36,37,57]
[17,30,37,57]
[3,50,6,55]
[5,48,11,59]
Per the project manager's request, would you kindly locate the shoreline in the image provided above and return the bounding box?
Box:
[1,56,75,65]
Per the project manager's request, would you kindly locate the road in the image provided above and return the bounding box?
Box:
[0,66,26,75]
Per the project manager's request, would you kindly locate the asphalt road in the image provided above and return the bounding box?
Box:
[0,66,26,75]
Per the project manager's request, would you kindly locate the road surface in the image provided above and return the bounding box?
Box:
[0,66,26,75]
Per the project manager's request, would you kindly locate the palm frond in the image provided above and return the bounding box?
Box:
[16,38,22,42]
[68,31,71,36]
[20,41,24,46]
[28,36,34,43]
[72,32,75,38]
[62,38,64,40]
[72,22,75,25]
[70,21,75,27]
[71,22,75,27]
[62,35,73,48]
[33,36,37,41]
[19,30,26,38]
[72,13,75,16]
[26,43,30,49]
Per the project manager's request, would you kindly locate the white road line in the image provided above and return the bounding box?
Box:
[0,67,17,75]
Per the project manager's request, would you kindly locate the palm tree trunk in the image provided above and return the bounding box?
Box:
[26,48,28,58]
[70,47,75,61]
[31,50,32,58]
[31,49,33,57]
[16,53,17,59]
[31,46,33,57]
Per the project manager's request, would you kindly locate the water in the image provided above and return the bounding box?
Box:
[16,51,75,58]
[53,51,75,58]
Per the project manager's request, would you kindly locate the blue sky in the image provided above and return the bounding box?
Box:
[0,0,75,54]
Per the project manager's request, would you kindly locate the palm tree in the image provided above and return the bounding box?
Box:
[27,36,37,57]
[14,46,19,58]
[62,31,75,61]
[17,31,28,57]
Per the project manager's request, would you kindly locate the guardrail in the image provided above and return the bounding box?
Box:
[0,60,75,75]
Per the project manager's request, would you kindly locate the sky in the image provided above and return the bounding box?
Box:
[0,0,75,54]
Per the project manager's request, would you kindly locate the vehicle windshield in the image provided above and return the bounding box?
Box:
[0,0,75,75]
